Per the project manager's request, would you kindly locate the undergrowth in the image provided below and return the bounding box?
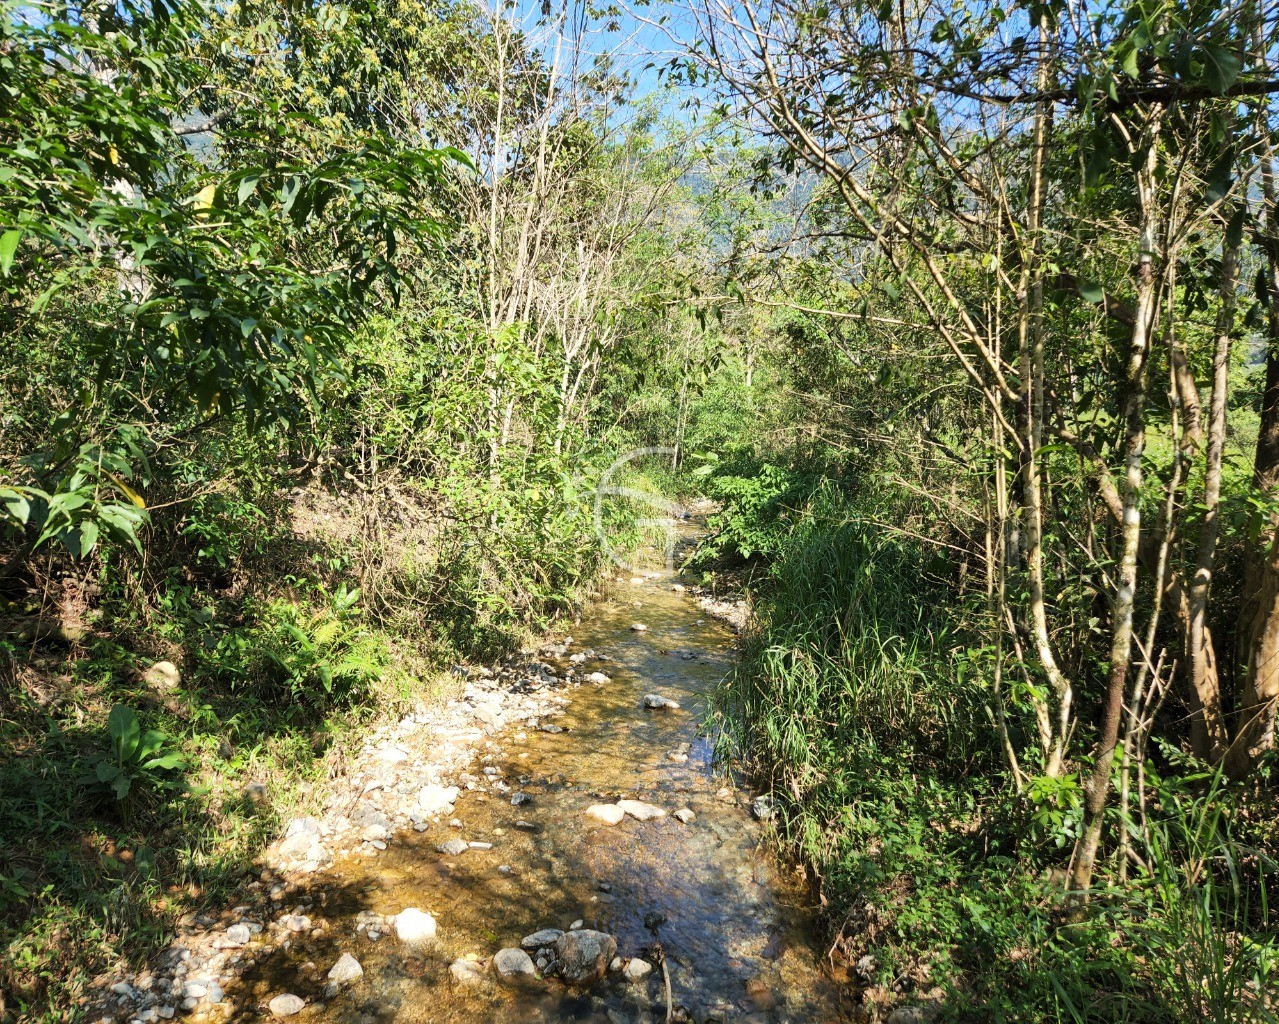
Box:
[706,470,1279,1024]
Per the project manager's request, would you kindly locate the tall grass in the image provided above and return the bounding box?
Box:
[711,511,991,802]
[709,498,1279,1021]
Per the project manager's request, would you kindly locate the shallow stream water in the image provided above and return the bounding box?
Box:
[236,557,845,1023]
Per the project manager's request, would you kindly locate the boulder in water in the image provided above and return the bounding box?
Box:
[585,804,625,826]
[554,929,616,985]
[493,947,536,981]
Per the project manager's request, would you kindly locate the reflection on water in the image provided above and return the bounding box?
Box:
[235,560,846,1023]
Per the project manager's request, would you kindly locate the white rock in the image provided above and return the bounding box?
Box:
[267,994,304,1017]
[569,919,584,930]
[449,959,485,987]
[492,947,536,980]
[617,799,666,822]
[393,908,437,944]
[673,808,696,824]
[417,784,460,815]
[623,958,653,981]
[630,623,648,632]
[642,694,680,710]
[144,661,181,691]
[279,914,311,932]
[585,804,626,826]
[224,924,251,946]
[586,672,611,684]
[326,953,363,985]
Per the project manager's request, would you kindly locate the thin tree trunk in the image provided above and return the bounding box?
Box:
[1072,119,1162,894]
[1018,34,1071,775]
[1185,234,1239,762]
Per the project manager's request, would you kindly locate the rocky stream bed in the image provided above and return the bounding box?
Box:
[91,570,846,1024]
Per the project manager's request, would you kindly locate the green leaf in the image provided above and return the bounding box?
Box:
[78,519,99,557]
[137,730,167,759]
[0,229,20,277]
[96,760,120,783]
[237,173,261,205]
[0,487,31,525]
[1205,151,1235,202]
[1121,44,1140,80]
[111,773,132,800]
[1200,44,1241,95]
[108,704,141,762]
[1077,280,1105,303]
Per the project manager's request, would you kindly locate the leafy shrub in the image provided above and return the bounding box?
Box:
[696,460,826,563]
[77,705,185,815]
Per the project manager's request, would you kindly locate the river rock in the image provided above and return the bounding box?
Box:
[623,958,653,981]
[361,822,389,842]
[418,784,460,815]
[267,994,304,1017]
[450,959,485,987]
[630,622,648,632]
[279,914,311,932]
[585,804,625,826]
[493,947,536,980]
[521,928,564,949]
[673,807,696,824]
[886,1008,932,1024]
[223,923,251,946]
[617,799,666,822]
[436,838,469,856]
[555,929,616,985]
[326,953,363,985]
[393,908,437,943]
[752,795,776,821]
[586,672,611,684]
[144,660,181,691]
[643,694,680,710]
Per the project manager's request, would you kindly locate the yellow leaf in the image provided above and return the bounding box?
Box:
[192,183,218,210]
[103,471,147,509]
[108,145,120,166]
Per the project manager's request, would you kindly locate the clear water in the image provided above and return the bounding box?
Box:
[235,561,845,1023]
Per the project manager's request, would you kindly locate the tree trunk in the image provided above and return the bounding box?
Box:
[1230,165,1279,778]
[1072,121,1161,893]
[1185,236,1239,762]
[1017,19,1071,775]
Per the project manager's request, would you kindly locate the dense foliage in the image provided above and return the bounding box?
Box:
[4,0,1279,1020]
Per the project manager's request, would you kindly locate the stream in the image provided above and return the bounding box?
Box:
[230,557,845,1023]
